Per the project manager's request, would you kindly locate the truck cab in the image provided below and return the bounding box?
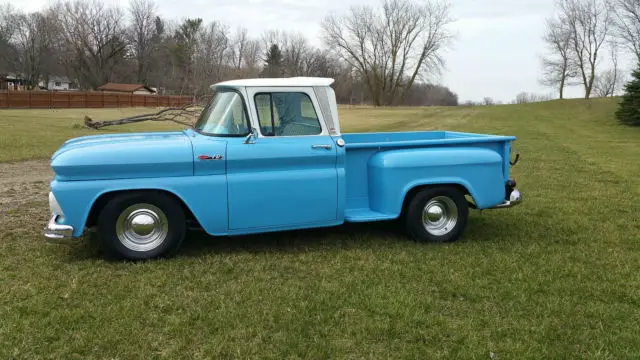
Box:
[45,77,522,260]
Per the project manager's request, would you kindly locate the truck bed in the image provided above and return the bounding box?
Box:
[342,131,515,148]
[341,131,516,222]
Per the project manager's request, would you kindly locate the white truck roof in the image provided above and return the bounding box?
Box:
[211,76,341,136]
[213,77,335,88]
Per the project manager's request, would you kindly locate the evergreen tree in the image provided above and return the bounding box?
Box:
[261,44,283,78]
[616,64,640,127]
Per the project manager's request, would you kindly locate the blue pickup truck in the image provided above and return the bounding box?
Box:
[45,77,522,260]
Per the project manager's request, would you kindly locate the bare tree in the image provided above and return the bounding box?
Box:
[228,27,262,78]
[261,29,314,76]
[540,16,578,99]
[0,4,19,72]
[52,0,128,89]
[229,27,247,71]
[513,92,554,104]
[613,0,640,62]
[283,33,311,76]
[193,21,230,93]
[84,104,201,129]
[483,97,495,105]
[241,37,262,77]
[322,0,453,106]
[593,42,623,96]
[128,0,157,83]
[12,12,55,89]
[0,4,16,35]
[594,69,621,96]
[0,4,16,42]
[303,49,341,77]
[559,0,614,99]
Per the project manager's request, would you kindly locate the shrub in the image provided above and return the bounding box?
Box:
[615,65,640,127]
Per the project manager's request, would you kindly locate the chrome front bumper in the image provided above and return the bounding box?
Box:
[490,188,522,209]
[44,215,76,244]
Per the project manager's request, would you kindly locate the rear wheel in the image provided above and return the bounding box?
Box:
[405,186,469,243]
[97,192,186,260]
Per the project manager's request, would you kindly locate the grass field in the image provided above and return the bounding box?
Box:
[1,99,639,359]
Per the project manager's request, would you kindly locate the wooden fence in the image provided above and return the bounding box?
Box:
[0,91,193,109]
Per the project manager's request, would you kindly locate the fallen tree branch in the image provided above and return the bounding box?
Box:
[84,103,205,130]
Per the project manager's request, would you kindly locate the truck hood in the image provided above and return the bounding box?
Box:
[51,131,194,181]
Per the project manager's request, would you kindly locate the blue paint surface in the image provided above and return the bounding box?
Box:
[49,129,516,238]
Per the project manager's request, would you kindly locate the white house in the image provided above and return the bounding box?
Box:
[39,76,75,91]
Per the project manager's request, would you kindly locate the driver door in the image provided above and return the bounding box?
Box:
[226,87,339,231]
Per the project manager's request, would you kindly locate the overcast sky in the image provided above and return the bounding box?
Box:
[4,0,634,102]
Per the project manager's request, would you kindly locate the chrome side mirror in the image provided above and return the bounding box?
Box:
[244,128,258,144]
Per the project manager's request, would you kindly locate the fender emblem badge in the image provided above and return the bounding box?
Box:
[198,154,223,160]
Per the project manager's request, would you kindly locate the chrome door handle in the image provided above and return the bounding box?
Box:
[312,144,332,150]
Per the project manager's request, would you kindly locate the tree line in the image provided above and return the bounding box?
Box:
[540,0,640,99]
[0,0,459,106]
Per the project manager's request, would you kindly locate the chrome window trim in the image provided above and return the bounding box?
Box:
[245,86,332,138]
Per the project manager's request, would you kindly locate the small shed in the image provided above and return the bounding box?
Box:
[40,76,75,91]
[96,83,156,95]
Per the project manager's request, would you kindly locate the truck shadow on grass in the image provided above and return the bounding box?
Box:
[178,221,411,257]
[63,221,407,261]
[177,215,514,258]
[65,216,518,261]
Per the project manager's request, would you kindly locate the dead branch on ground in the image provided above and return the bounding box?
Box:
[84,103,204,130]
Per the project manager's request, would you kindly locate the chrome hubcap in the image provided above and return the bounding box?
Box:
[422,196,458,236]
[116,204,168,252]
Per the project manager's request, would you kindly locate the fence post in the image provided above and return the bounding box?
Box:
[7,91,10,108]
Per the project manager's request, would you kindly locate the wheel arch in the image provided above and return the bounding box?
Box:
[85,189,197,228]
[400,181,474,219]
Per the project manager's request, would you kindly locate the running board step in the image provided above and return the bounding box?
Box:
[344,209,397,223]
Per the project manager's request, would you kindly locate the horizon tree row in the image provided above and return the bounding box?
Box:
[0,0,459,106]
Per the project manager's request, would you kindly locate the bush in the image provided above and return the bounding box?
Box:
[615,65,640,126]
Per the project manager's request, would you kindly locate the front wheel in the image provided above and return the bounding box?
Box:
[97,192,186,260]
[405,186,469,243]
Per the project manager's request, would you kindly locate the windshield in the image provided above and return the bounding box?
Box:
[194,89,250,136]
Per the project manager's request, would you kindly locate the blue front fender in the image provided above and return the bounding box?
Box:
[51,175,228,237]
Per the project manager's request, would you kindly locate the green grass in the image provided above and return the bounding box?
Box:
[1,98,640,359]
[0,108,184,162]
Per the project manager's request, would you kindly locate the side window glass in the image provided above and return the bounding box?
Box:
[300,95,317,119]
[255,94,277,136]
[254,92,322,137]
